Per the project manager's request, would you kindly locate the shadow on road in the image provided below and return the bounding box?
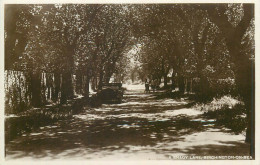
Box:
[5,89,249,160]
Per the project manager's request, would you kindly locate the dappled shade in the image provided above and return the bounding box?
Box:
[6,88,249,160]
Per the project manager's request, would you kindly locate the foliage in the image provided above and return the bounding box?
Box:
[194,95,242,112]
[5,4,136,106]
[194,95,247,134]
[203,104,247,134]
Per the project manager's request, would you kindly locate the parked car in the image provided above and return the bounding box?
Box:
[97,83,124,104]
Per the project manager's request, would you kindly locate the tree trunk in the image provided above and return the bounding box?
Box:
[232,49,254,157]
[199,75,210,101]
[225,34,255,157]
[51,74,55,101]
[98,71,104,90]
[187,78,191,93]
[53,73,61,102]
[60,72,73,104]
[76,72,83,94]
[184,78,187,93]
[46,73,53,100]
[84,75,90,98]
[47,87,50,100]
[178,75,185,93]
[190,78,193,93]
[31,71,42,107]
[241,70,254,158]
[105,77,110,84]
[171,72,175,90]
[5,6,19,70]
[91,76,97,91]
[163,74,167,88]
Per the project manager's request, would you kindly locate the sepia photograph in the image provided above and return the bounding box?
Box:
[2,2,256,162]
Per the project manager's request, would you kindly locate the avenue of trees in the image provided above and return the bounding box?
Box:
[5,4,134,106]
[132,4,254,153]
[5,4,254,151]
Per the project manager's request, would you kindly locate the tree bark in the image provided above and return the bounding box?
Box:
[46,73,53,100]
[91,76,97,91]
[76,72,83,94]
[98,71,104,90]
[60,72,73,104]
[52,73,61,102]
[171,72,175,90]
[178,75,185,93]
[229,45,255,157]
[190,78,193,93]
[105,77,110,84]
[198,75,210,101]
[187,78,191,93]
[84,75,90,98]
[31,71,42,107]
[163,73,168,88]
[5,5,19,70]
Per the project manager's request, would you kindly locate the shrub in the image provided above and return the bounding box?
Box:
[208,78,237,97]
[204,104,247,134]
[194,95,247,134]
[191,77,237,102]
[194,95,242,112]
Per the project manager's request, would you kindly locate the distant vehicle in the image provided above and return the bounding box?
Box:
[97,83,124,104]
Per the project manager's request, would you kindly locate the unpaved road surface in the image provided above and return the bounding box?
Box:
[6,86,249,160]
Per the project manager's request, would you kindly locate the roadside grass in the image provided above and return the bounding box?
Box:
[194,95,247,134]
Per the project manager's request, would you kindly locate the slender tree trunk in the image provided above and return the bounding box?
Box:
[95,76,98,90]
[47,87,50,100]
[190,78,193,93]
[84,74,90,98]
[163,73,167,88]
[105,77,110,84]
[131,72,135,83]
[5,6,19,70]
[199,75,210,101]
[60,72,73,104]
[76,72,83,95]
[60,46,75,104]
[46,74,52,100]
[50,74,54,100]
[187,78,191,93]
[98,71,104,90]
[171,72,175,90]
[31,71,42,107]
[53,73,61,102]
[178,75,185,93]
[91,77,96,91]
[41,73,47,104]
[184,78,187,93]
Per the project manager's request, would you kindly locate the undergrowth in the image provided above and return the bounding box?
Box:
[194,95,247,134]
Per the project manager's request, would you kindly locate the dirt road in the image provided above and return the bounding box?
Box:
[6,85,250,160]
